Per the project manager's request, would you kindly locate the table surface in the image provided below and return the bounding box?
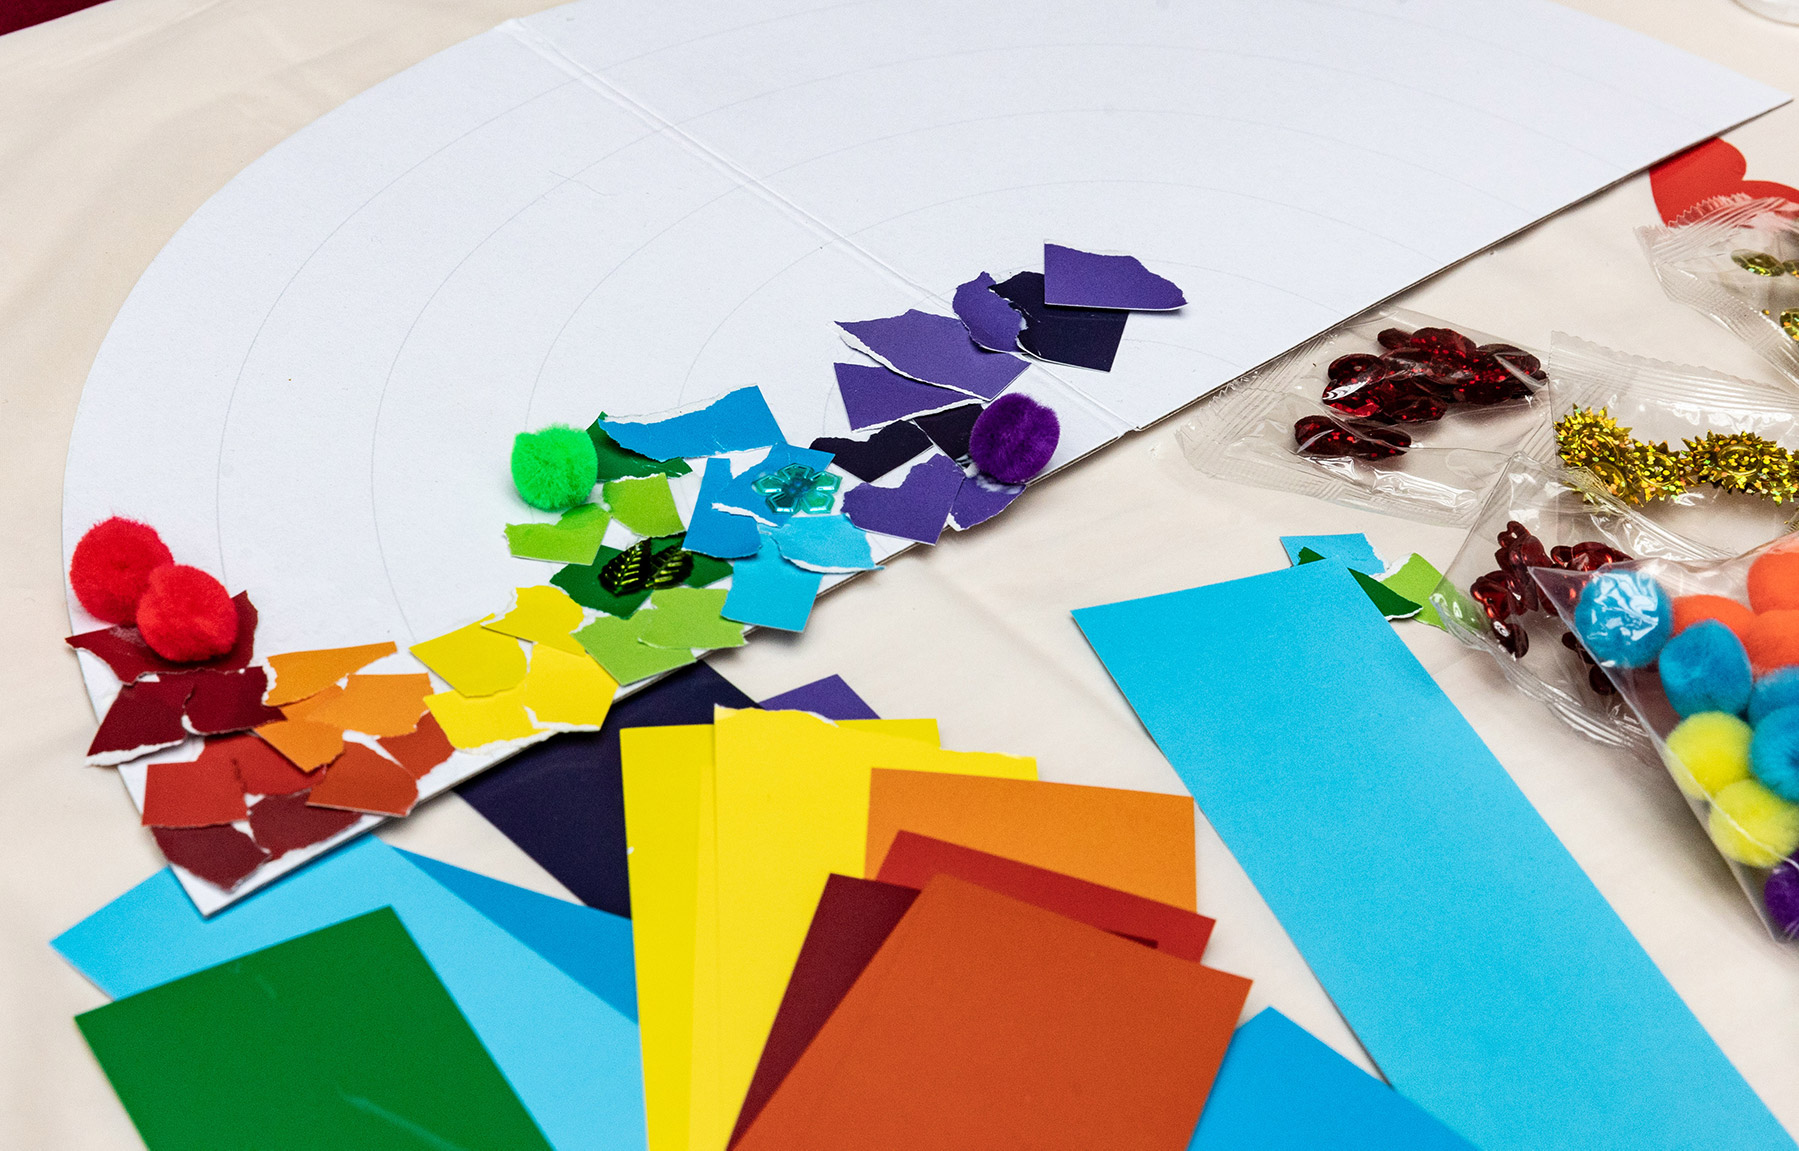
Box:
[4,0,1798,1145]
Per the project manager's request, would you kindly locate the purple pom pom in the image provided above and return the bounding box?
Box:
[1767,858,1799,939]
[968,393,1060,483]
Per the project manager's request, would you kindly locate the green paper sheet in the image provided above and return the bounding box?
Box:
[587,416,692,481]
[1381,554,1446,629]
[75,908,552,1151]
[576,614,699,684]
[639,588,746,651]
[553,536,732,618]
[605,475,685,537]
[506,505,611,565]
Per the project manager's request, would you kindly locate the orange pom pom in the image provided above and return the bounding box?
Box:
[1748,550,1799,613]
[69,517,173,624]
[1671,594,1755,641]
[136,565,238,663]
[1743,609,1799,676]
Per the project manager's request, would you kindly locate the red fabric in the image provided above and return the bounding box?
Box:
[0,0,111,36]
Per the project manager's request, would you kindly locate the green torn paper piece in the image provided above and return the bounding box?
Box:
[574,615,698,684]
[586,416,692,481]
[1380,553,1447,629]
[505,504,610,565]
[75,908,553,1151]
[552,535,733,618]
[1296,547,1421,621]
[603,475,684,537]
[638,587,747,651]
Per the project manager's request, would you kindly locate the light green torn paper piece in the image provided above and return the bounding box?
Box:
[638,588,747,651]
[505,504,610,565]
[604,475,684,537]
[1380,554,1446,629]
[574,615,697,685]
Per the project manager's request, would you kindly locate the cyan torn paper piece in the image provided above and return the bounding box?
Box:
[839,310,1027,400]
[1043,243,1187,311]
[771,514,881,573]
[953,272,1026,353]
[990,271,1127,372]
[716,443,837,527]
[683,457,762,559]
[758,674,880,721]
[1280,534,1384,574]
[948,472,1024,530]
[721,531,824,632]
[842,453,964,545]
[596,386,783,460]
[835,362,967,430]
[810,421,932,483]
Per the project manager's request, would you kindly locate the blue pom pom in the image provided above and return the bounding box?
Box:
[1751,706,1799,802]
[1658,620,1752,718]
[1573,569,1671,668]
[1750,667,1799,725]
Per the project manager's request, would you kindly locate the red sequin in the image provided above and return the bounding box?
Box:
[1293,415,1410,460]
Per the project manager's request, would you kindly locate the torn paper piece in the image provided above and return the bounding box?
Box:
[758,675,879,721]
[88,677,193,765]
[263,640,397,707]
[248,789,362,860]
[221,733,314,796]
[717,444,837,526]
[604,474,685,537]
[838,311,1027,400]
[684,457,762,559]
[506,504,611,565]
[67,593,258,685]
[953,272,1026,353]
[1280,534,1384,573]
[278,683,343,724]
[835,362,968,430]
[141,755,249,828]
[1043,243,1187,310]
[182,667,283,735]
[521,643,618,730]
[1350,569,1422,620]
[597,386,783,460]
[484,585,587,655]
[151,825,269,891]
[410,621,528,698]
[722,531,824,632]
[426,685,540,749]
[912,404,983,463]
[1381,554,1447,629]
[990,271,1127,371]
[771,515,880,573]
[554,536,732,617]
[842,454,963,545]
[810,422,931,483]
[306,743,419,816]
[587,417,692,481]
[298,673,433,737]
[573,615,698,684]
[253,719,343,772]
[638,587,747,651]
[948,472,1023,530]
[379,713,457,779]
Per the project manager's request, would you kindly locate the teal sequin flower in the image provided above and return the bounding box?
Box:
[753,464,839,514]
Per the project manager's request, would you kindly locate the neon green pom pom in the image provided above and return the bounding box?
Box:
[511,424,599,511]
[1664,711,1753,798]
[1708,779,1799,868]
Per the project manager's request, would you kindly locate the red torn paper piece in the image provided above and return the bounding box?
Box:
[216,733,313,796]
[306,743,419,817]
[249,790,362,859]
[66,593,258,684]
[141,753,248,828]
[377,713,456,780]
[151,824,268,891]
[87,677,194,765]
[183,667,284,735]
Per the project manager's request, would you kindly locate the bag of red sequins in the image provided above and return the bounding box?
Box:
[1181,307,1553,526]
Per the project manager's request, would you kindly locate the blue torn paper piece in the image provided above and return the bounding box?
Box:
[1279,534,1384,574]
[759,674,880,721]
[836,362,966,430]
[1190,1009,1474,1150]
[52,837,646,1151]
[717,443,837,527]
[1043,243,1187,311]
[771,514,880,573]
[395,849,637,1021]
[721,530,824,632]
[1073,562,1794,1151]
[842,453,964,545]
[683,456,761,559]
[839,310,1027,400]
[948,471,1023,530]
[597,386,784,460]
[952,271,1026,353]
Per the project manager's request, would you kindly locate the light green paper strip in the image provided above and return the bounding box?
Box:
[505,505,610,565]
[1381,553,1446,629]
[639,588,747,651]
[575,615,697,684]
[604,475,684,537]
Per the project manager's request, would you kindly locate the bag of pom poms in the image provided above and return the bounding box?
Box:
[1433,454,1723,754]
[1180,307,1553,526]
[1639,197,1799,388]
[1547,335,1799,554]
[1531,540,1799,945]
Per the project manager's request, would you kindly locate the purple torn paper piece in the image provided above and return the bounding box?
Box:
[838,311,1027,401]
[835,363,966,430]
[952,272,1026,353]
[1043,243,1186,311]
[948,472,1024,530]
[841,453,963,545]
[758,674,880,721]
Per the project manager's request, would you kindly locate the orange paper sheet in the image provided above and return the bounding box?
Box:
[253,719,344,772]
[305,743,418,816]
[867,770,1197,909]
[295,673,431,737]
[263,641,398,706]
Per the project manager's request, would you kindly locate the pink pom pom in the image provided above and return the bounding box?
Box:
[69,517,175,624]
[136,565,238,663]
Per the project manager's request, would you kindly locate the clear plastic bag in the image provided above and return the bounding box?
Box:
[1547,334,1799,554]
[1181,307,1553,526]
[1432,454,1725,753]
[1639,197,1799,387]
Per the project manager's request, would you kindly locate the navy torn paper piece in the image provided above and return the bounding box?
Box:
[838,310,1026,400]
[835,362,966,430]
[1042,243,1186,311]
[953,272,1026,352]
[990,271,1128,372]
[810,421,932,483]
[912,404,984,463]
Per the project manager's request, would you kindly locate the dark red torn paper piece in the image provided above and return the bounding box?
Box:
[66,593,258,684]
[220,733,315,796]
[307,743,419,816]
[87,677,194,765]
[249,790,362,859]
[377,713,456,780]
[151,825,268,891]
[141,751,249,828]
[183,667,284,735]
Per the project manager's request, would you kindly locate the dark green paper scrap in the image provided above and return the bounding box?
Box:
[553,534,732,618]
[76,908,553,1151]
[1294,547,1421,621]
[586,416,692,481]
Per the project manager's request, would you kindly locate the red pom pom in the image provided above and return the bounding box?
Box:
[136,565,238,663]
[69,517,174,624]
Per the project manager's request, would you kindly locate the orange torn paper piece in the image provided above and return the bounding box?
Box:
[278,683,343,724]
[378,713,456,779]
[305,743,418,816]
[425,686,540,749]
[263,641,398,706]
[483,586,587,655]
[253,719,344,772]
[297,674,431,737]
[410,620,528,697]
[521,644,618,729]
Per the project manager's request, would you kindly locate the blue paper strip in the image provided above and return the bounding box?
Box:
[771,514,879,572]
[1074,563,1792,1151]
[721,531,823,632]
[1278,533,1383,573]
[683,456,761,559]
[597,385,783,460]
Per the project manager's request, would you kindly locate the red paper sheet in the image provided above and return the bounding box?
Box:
[378,713,456,779]
[151,825,269,891]
[66,593,257,683]
[86,677,192,764]
[218,733,314,796]
[305,743,418,816]
[182,667,283,735]
[141,754,248,828]
[249,790,362,859]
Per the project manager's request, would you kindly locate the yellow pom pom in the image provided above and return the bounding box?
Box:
[1708,779,1799,868]
[1663,712,1753,798]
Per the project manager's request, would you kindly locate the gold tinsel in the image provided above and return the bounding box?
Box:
[1683,431,1799,502]
[1554,406,1799,506]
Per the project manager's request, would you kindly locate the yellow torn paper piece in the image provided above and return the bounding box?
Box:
[483,585,588,655]
[264,641,397,706]
[410,619,528,697]
[424,686,539,749]
[521,643,618,729]
[838,717,937,745]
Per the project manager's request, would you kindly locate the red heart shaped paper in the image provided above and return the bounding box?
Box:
[1650,137,1799,224]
